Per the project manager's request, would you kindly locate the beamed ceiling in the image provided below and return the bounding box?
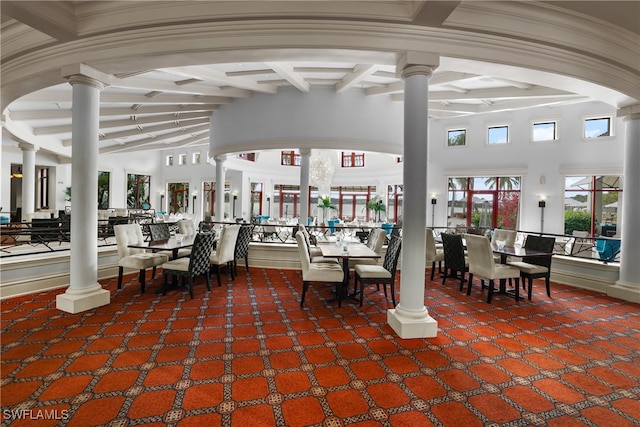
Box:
[1,1,638,159]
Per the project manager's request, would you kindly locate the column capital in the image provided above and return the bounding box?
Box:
[61,63,110,89]
[617,103,640,121]
[18,142,38,152]
[214,154,227,163]
[397,52,439,79]
[299,148,311,156]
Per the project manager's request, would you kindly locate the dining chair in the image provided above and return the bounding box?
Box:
[161,231,216,298]
[298,225,323,258]
[353,235,402,307]
[295,233,344,307]
[441,233,468,290]
[177,219,197,235]
[114,224,168,293]
[348,228,386,269]
[465,233,521,303]
[507,235,555,300]
[426,228,444,281]
[233,224,254,275]
[210,224,241,286]
[491,229,517,262]
[148,222,191,259]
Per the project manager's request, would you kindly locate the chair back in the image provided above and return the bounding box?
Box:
[491,229,517,247]
[367,228,386,254]
[382,235,402,276]
[235,224,254,259]
[114,224,145,258]
[465,233,495,277]
[441,233,466,272]
[426,228,437,261]
[188,232,216,276]
[177,219,197,235]
[217,224,241,264]
[296,232,311,273]
[148,223,171,241]
[523,235,555,267]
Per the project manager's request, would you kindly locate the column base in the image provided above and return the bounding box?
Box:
[56,284,110,314]
[608,281,640,303]
[387,307,438,339]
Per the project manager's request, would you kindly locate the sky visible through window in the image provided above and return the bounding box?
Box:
[533,122,556,141]
[584,118,610,138]
[488,126,508,144]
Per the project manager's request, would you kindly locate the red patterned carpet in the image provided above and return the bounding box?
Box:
[1,267,639,426]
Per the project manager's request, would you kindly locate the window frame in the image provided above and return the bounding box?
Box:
[192,152,201,164]
[583,115,614,140]
[178,153,187,165]
[166,155,174,166]
[281,150,301,166]
[531,120,559,143]
[486,124,510,146]
[341,152,365,168]
[446,128,467,147]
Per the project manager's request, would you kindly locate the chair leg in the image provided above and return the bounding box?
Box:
[117,266,124,289]
[138,269,146,293]
[245,256,249,273]
[487,279,495,303]
[216,266,222,287]
[459,271,465,291]
[205,272,211,291]
[545,276,551,297]
[430,262,436,281]
[442,268,448,286]
[228,261,235,281]
[188,276,194,299]
[301,280,309,307]
[234,260,238,277]
[466,274,474,295]
[152,265,157,279]
[162,271,169,296]
[390,281,396,307]
[514,278,520,302]
[528,276,534,300]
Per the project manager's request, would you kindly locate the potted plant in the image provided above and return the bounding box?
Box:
[367,196,386,222]
[317,196,336,223]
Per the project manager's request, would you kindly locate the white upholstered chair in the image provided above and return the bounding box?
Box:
[426,228,445,281]
[177,219,197,235]
[161,231,216,298]
[210,224,241,286]
[465,233,521,303]
[348,228,386,269]
[296,233,344,307]
[114,224,168,293]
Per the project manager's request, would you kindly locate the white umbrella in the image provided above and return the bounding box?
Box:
[572,176,622,189]
[564,197,587,207]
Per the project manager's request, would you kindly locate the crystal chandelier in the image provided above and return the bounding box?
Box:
[309,151,335,196]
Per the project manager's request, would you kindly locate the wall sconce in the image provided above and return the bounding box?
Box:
[430,194,438,227]
[159,191,165,209]
[232,192,238,218]
[192,191,197,214]
[266,195,271,216]
[538,197,546,233]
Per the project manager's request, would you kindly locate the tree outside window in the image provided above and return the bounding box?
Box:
[98,171,110,209]
[447,129,466,146]
[127,174,150,209]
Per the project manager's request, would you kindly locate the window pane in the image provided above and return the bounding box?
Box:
[584,117,611,138]
[532,122,557,141]
[488,126,509,144]
[447,129,466,146]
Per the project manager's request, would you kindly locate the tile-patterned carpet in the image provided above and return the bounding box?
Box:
[1,267,639,426]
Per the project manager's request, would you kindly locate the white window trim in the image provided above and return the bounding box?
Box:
[530,119,559,143]
[582,115,614,141]
[178,153,187,165]
[445,127,467,148]
[486,123,511,146]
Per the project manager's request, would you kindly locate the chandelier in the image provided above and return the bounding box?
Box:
[309,151,335,196]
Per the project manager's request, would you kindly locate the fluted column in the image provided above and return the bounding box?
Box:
[19,143,37,220]
[56,65,111,313]
[299,148,311,224]
[215,155,226,222]
[609,108,640,303]
[388,52,439,338]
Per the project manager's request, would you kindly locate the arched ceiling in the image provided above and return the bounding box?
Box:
[1,1,638,159]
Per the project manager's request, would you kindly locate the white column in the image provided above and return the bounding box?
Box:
[609,110,640,303]
[299,148,311,224]
[215,155,226,222]
[57,66,111,313]
[388,52,439,338]
[19,143,37,220]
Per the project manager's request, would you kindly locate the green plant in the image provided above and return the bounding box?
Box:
[64,186,71,201]
[317,196,336,211]
[564,210,591,235]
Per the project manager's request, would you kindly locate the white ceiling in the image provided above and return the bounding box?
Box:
[2,1,638,158]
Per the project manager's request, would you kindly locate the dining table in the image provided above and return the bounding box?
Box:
[128,234,197,259]
[319,240,381,298]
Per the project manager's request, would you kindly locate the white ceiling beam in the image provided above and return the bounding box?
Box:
[335,64,381,93]
[428,86,573,101]
[265,62,310,93]
[18,90,232,105]
[162,66,278,94]
[36,112,210,136]
[365,82,404,96]
[100,119,210,142]
[100,128,209,154]
[111,76,252,98]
